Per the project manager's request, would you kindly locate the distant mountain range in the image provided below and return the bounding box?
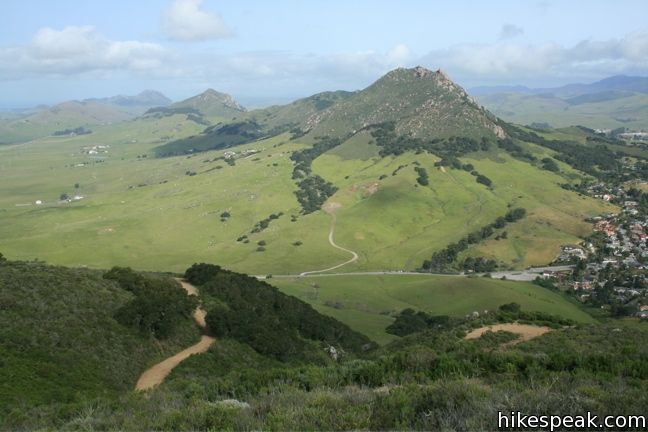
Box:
[470,75,648,97]
[472,75,648,129]
[85,90,172,108]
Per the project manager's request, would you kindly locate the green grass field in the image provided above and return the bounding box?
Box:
[0,114,614,276]
[271,274,595,344]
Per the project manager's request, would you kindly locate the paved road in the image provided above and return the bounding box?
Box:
[257,265,576,280]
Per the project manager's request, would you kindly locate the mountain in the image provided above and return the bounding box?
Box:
[304,66,505,141]
[548,75,648,97]
[474,75,648,129]
[471,75,648,97]
[154,67,505,157]
[170,88,246,119]
[153,89,355,156]
[86,90,172,108]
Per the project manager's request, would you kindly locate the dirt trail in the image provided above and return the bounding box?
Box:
[135,278,215,391]
[300,205,359,276]
[464,323,552,347]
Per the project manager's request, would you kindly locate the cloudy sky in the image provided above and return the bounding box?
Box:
[2,0,648,107]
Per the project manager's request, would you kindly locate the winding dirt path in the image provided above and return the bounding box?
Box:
[135,278,215,391]
[299,210,359,276]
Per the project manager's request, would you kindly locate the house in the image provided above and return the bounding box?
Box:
[637,311,648,319]
[640,305,648,312]
[35,200,42,205]
[572,281,594,290]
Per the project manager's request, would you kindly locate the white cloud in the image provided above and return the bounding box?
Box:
[163,0,231,41]
[387,44,411,65]
[0,26,168,78]
[498,24,524,40]
[421,30,648,83]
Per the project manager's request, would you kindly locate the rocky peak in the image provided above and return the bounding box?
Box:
[413,66,434,78]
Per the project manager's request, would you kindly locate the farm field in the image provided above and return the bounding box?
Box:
[271,274,596,344]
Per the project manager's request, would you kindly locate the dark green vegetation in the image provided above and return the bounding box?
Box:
[0,259,199,416]
[154,120,267,157]
[386,302,574,338]
[185,263,372,361]
[4,258,648,430]
[104,267,198,339]
[250,212,283,234]
[503,124,624,180]
[290,135,343,212]
[369,121,490,158]
[421,208,526,272]
[52,126,92,136]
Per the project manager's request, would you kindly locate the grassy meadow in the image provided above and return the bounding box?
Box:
[271,274,595,344]
[0,114,614,276]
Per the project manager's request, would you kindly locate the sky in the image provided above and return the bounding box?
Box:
[1,0,647,108]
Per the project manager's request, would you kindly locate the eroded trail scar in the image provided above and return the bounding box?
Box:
[299,210,359,276]
[135,278,215,391]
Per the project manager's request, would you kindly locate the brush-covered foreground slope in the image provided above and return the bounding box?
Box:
[0,259,200,413]
[0,259,373,427]
[9,296,648,431]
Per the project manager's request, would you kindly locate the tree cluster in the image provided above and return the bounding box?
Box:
[386,308,451,336]
[295,175,338,214]
[184,264,372,361]
[420,208,526,272]
[414,167,429,186]
[250,212,283,234]
[104,267,197,339]
[369,122,488,158]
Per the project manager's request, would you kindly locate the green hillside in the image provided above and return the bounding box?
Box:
[0,259,200,412]
[307,67,506,141]
[0,67,617,276]
[171,88,246,120]
[0,100,134,144]
[153,90,354,157]
[272,274,595,344]
[477,91,648,129]
[4,257,646,431]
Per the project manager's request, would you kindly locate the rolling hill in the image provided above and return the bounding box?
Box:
[86,90,172,110]
[474,75,648,129]
[0,100,133,144]
[171,88,246,119]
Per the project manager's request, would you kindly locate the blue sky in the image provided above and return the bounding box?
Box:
[1,0,647,107]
